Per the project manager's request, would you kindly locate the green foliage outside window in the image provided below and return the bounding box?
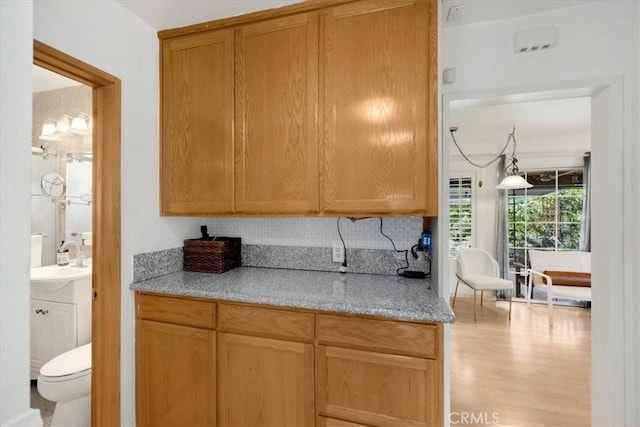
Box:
[508,170,584,267]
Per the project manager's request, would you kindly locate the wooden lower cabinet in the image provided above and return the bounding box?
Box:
[316,346,441,427]
[136,319,216,426]
[136,294,443,426]
[217,333,315,426]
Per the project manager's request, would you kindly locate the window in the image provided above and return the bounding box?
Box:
[449,177,473,256]
[507,169,584,267]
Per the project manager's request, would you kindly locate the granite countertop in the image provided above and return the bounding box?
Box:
[130,267,455,323]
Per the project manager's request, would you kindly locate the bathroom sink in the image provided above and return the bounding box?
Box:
[31,264,92,294]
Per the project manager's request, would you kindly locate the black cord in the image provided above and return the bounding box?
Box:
[337,217,347,269]
[378,217,409,275]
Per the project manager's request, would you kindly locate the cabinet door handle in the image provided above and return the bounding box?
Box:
[35,309,49,315]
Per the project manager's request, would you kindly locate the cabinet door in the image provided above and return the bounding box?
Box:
[218,333,314,427]
[235,13,319,213]
[320,0,437,215]
[30,300,77,378]
[136,320,216,426]
[316,345,443,427]
[161,29,234,215]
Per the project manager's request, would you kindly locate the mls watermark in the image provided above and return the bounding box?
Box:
[450,411,500,425]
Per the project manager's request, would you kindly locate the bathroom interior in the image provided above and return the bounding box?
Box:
[30,65,93,427]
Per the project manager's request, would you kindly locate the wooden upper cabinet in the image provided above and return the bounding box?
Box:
[320,0,438,215]
[235,13,319,213]
[159,0,438,216]
[161,29,234,215]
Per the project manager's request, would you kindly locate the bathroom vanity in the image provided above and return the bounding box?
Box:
[30,263,92,379]
[132,267,454,426]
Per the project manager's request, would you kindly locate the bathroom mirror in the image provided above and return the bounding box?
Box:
[40,172,66,198]
[64,152,92,245]
[31,75,92,266]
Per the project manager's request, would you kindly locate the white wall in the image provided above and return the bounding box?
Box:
[633,2,640,421]
[31,1,202,424]
[0,1,42,425]
[441,1,639,425]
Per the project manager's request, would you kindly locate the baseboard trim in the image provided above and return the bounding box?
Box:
[1,408,42,427]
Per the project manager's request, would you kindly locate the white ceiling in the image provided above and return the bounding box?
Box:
[33,66,82,93]
[449,97,591,157]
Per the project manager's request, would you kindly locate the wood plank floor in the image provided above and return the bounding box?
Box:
[450,297,591,427]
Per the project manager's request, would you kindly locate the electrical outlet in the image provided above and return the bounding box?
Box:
[332,242,345,263]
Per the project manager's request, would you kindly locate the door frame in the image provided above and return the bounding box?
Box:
[33,40,121,426]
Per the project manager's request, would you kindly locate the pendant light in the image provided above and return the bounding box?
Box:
[449,126,533,190]
[495,127,533,190]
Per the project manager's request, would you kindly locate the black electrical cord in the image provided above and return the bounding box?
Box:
[410,244,420,259]
[336,217,347,270]
[378,217,410,275]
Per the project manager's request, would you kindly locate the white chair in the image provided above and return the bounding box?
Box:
[452,248,514,321]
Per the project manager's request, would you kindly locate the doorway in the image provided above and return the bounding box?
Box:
[34,40,121,426]
[440,78,625,425]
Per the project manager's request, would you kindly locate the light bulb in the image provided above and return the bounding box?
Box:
[71,114,88,134]
[56,115,71,133]
[39,119,60,141]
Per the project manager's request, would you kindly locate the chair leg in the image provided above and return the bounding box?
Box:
[473,290,477,322]
[508,289,513,320]
[480,290,484,306]
[548,299,554,328]
[452,280,460,308]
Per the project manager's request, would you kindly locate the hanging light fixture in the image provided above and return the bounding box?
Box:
[495,127,533,190]
[449,126,533,190]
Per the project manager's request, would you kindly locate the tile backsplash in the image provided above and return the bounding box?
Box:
[132,217,429,281]
[202,216,423,250]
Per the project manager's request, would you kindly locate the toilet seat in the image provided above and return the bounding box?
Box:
[37,343,92,427]
[39,367,91,383]
[40,342,91,379]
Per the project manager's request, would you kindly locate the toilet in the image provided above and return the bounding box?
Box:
[37,343,91,427]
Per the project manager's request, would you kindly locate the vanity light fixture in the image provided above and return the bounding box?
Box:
[70,112,90,135]
[39,119,61,141]
[55,115,71,134]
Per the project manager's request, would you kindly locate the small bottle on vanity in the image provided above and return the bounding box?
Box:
[56,241,69,266]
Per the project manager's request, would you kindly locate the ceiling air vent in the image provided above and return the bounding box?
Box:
[514,26,558,54]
